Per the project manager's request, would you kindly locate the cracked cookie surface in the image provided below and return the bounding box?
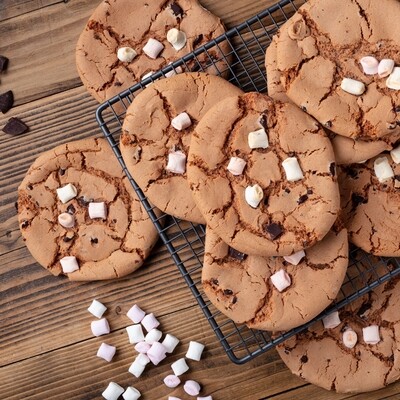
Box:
[202,226,348,331]
[120,72,242,223]
[187,92,340,257]
[18,138,160,281]
[76,0,229,103]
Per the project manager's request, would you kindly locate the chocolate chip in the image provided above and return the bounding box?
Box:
[284,188,291,194]
[21,220,29,229]
[91,237,98,244]
[66,204,76,214]
[324,121,332,128]
[297,194,308,204]
[0,56,9,72]
[307,188,313,195]
[0,90,13,113]
[346,167,358,179]
[223,289,233,296]
[2,117,29,135]
[259,114,268,130]
[301,105,307,112]
[352,193,367,207]
[193,34,204,48]
[26,184,33,191]
[63,233,74,242]
[357,302,371,317]
[170,2,183,17]
[211,278,219,286]
[329,162,336,177]
[396,106,400,113]
[59,168,65,176]
[228,246,247,260]
[114,81,122,87]
[232,296,237,304]
[300,355,308,363]
[264,223,283,240]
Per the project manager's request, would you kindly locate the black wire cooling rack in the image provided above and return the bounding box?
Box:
[96,0,400,364]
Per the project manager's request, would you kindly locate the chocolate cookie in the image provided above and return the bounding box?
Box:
[273,0,400,140]
[202,226,348,332]
[76,0,229,103]
[18,138,160,281]
[120,72,243,223]
[187,92,340,257]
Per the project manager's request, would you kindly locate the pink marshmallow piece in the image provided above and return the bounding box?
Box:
[184,380,201,396]
[227,157,246,176]
[363,325,381,344]
[171,112,192,130]
[91,318,110,337]
[143,38,164,59]
[163,374,181,388]
[141,313,160,332]
[270,269,291,292]
[147,342,167,365]
[283,250,305,266]
[342,328,358,349]
[322,311,341,329]
[60,256,79,273]
[359,56,379,75]
[134,341,151,354]
[166,151,186,174]
[97,342,116,362]
[88,202,107,219]
[127,304,146,323]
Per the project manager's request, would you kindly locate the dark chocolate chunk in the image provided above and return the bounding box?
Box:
[232,296,237,304]
[0,90,13,113]
[0,56,9,72]
[307,188,313,195]
[297,194,308,204]
[258,114,268,131]
[300,355,308,363]
[66,204,76,214]
[193,34,203,48]
[211,278,219,286]
[59,168,65,176]
[91,237,99,244]
[170,2,183,17]
[264,223,283,240]
[223,289,233,296]
[395,175,400,181]
[21,220,29,229]
[2,117,29,135]
[26,184,33,191]
[114,81,122,87]
[352,193,367,207]
[300,105,307,112]
[345,167,359,179]
[63,233,75,242]
[324,121,332,128]
[357,302,371,317]
[228,246,247,260]
[284,188,291,194]
[329,162,336,177]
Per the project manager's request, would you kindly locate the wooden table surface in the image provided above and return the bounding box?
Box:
[1,1,400,399]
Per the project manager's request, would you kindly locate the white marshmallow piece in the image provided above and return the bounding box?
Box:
[164,374,181,388]
[340,78,366,96]
[147,342,167,365]
[244,184,263,208]
[378,59,395,78]
[391,145,400,164]
[141,71,155,87]
[56,183,78,204]
[184,380,201,396]
[171,358,189,376]
[227,157,246,176]
[186,341,205,361]
[128,359,146,378]
[60,256,79,273]
[322,311,341,329]
[88,299,107,318]
[162,333,180,353]
[122,387,141,400]
[102,382,124,400]
[88,202,107,219]
[143,38,164,59]
[134,341,151,354]
[97,342,116,362]
[386,67,400,90]
[91,318,110,337]
[270,269,291,292]
[363,325,381,344]
[165,65,183,78]
[343,328,358,349]
[282,157,304,182]
[248,128,269,149]
[145,328,162,344]
[198,397,213,400]
[136,353,150,366]
[58,212,75,228]
[141,313,160,332]
[168,397,182,400]
[167,28,187,51]
[126,324,145,344]
[374,156,394,183]
[283,250,305,266]
[127,304,146,323]
[166,151,186,174]
[359,56,379,75]
[117,47,137,63]
[171,112,192,130]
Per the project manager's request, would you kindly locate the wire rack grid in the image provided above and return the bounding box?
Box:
[96,0,400,364]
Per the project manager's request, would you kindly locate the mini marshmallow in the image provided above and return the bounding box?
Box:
[165,65,183,78]
[145,328,162,344]
[117,47,137,63]
[166,151,186,174]
[374,156,394,183]
[56,183,78,203]
[141,313,160,332]
[141,71,155,86]
[245,184,263,208]
[168,397,182,400]
[167,28,187,51]
[122,387,141,400]
[342,328,358,349]
[97,342,116,362]
[322,311,341,329]
[163,374,181,388]
[197,397,213,400]
[147,342,167,365]
[134,341,151,354]
[91,318,110,337]
[186,341,205,361]
[58,212,75,228]
[88,202,107,219]
[283,250,305,266]
[88,299,107,318]
[171,358,189,376]
[171,112,192,130]
[136,353,150,366]
[227,157,246,176]
[143,38,164,59]
[270,269,291,292]
[378,59,395,78]
[386,67,400,90]
[340,78,366,95]
[102,382,124,400]
[363,325,381,344]
[60,256,79,273]
[390,145,400,164]
[359,56,379,75]
[128,359,146,378]
[127,304,146,323]
[126,324,145,344]
[162,333,180,353]
[282,157,304,182]
[248,128,269,149]
[184,380,201,396]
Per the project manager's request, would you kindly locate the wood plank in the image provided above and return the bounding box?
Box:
[0,0,64,20]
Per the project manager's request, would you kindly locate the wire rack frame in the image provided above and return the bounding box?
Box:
[96,0,400,364]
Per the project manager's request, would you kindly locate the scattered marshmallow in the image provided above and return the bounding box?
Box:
[162,334,180,353]
[147,342,167,365]
[88,202,107,219]
[126,324,145,344]
[97,343,116,362]
[122,387,141,400]
[283,250,305,266]
[102,382,124,400]
[166,151,186,174]
[282,157,304,182]
[128,359,146,378]
[88,299,107,318]
[164,374,181,388]
[168,397,182,400]
[60,256,79,273]
[390,145,400,164]
[359,56,379,75]
[165,65,183,78]
[340,78,366,95]
[171,358,189,376]
[270,269,291,292]
[374,156,394,183]
[127,304,146,323]
[136,353,151,366]
[56,183,78,203]
[378,59,395,78]
[186,341,205,361]
[117,47,137,63]
[184,380,201,396]
[197,397,213,400]
[342,328,358,349]
[91,318,110,337]
[171,112,192,130]
[386,67,400,90]
[167,28,187,51]
[143,38,164,59]
[145,328,162,344]
[248,128,269,149]
[363,325,381,344]
[244,184,263,208]
[142,313,160,332]
[58,212,75,228]
[322,311,341,329]
[227,157,246,176]
[135,341,151,354]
